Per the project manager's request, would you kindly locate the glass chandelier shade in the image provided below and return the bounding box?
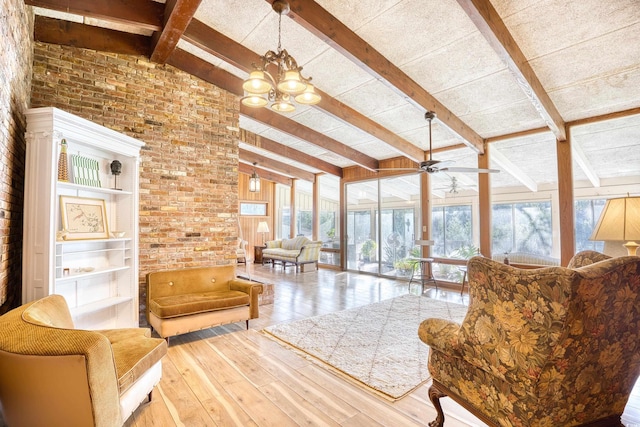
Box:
[242,70,273,94]
[294,84,321,105]
[241,0,320,113]
[249,163,261,192]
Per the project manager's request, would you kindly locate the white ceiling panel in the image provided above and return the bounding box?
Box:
[300,47,375,98]
[403,33,507,95]
[195,0,272,43]
[371,103,428,135]
[336,78,413,117]
[501,0,640,61]
[549,67,640,122]
[354,0,477,66]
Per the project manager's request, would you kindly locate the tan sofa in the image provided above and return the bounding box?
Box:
[146,265,263,342]
[0,294,167,427]
[262,236,322,271]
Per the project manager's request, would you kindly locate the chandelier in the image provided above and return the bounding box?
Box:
[241,0,321,113]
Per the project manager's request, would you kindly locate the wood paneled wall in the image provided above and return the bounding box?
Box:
[238,173,275,254]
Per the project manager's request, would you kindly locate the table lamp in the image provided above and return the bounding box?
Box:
[590,196,640,256]
[257,221,270,245]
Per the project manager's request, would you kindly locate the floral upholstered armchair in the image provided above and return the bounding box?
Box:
[419,251,640,427]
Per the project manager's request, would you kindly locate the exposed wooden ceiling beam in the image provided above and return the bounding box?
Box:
[568,106,640,128]
[271,0,485,154]
[167,48,244,97]
[456,0,566,141]
[239,149,316,182]
[150,0,202,63]
[238,163,292,186]
[240,105,379,171]
[34,16,151,56]
[239,129,343,177]
[25,0,164,31]
[182,20,424,162]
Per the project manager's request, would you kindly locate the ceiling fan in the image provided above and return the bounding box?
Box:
[380,111,500,175]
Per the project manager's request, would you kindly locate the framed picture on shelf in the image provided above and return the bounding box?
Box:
[60,196,109,240]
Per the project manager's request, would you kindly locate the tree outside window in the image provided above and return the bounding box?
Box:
[492,202,552,256]
[431,205,473,257]
[575,199,605,252]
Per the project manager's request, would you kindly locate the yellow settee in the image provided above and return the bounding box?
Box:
[262,236,322,271]
[146,265,263,342]
[419,251,640,426]
[0,294,167,427]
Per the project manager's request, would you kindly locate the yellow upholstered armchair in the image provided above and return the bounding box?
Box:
[0,295,167,427]
[419,251,640,427]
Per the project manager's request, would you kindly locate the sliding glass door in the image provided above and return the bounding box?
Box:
[346,174,420,277]
[346,180,379,273]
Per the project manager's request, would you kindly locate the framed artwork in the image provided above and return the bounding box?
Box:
[239,202,267,216]
[60,196,109,240]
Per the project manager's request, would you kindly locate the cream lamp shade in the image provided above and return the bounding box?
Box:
[257,221,270,245]
[590,196,640,256]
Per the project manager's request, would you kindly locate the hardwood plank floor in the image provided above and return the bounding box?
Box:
[125,264,640,427]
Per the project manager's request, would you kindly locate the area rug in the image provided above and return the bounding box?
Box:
[262,294,468,400]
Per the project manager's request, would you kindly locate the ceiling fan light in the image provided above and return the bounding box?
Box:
[294,84,321,105]
[241,92,269,108]
[277,70,306,95]
[242,70,273,94]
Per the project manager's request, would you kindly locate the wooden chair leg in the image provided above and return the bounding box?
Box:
[246,320,249,330]
[148,390,153,403]
[428,383,447,427]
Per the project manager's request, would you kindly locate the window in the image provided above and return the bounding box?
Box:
[239,202,267,216]
[295,180,313,238]
[575,198,606,252]
[431,205,473,257]
[492,201,552,256]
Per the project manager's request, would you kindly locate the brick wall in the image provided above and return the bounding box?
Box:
[31,42,241,314]
[0,1,33,313]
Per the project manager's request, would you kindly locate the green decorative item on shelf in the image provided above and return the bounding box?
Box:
[57,138,69,182]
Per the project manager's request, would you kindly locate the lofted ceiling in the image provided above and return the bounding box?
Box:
[28,0,640,196]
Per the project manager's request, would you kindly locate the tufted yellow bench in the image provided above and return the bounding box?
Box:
[146,265,263,343]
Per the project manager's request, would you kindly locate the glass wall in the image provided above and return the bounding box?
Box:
[275,184,291,239]
[319,174,340,267]
[575,198,606,252]
[431,204,473,257]
[346,180,378,273]
[345,175,420,277]
[295,180,313,238]
[492,201,553,256]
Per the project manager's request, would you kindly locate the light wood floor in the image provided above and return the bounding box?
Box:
[125,264,640,427]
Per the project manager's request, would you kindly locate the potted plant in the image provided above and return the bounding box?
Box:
[361,239,377,262]
[393,258,415,277]
[326,228,335,241]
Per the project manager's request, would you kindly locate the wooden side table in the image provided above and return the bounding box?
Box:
[254,245,266,264]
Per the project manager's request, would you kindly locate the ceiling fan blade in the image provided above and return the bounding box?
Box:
[376,168,421,172]
[439,167,500,174]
